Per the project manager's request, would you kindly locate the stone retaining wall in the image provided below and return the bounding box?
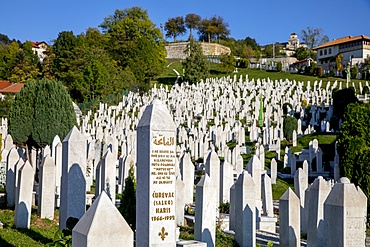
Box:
[165,42,231,59]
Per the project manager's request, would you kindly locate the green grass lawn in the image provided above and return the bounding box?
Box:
[0,208,59,247]
[272,178,294,200]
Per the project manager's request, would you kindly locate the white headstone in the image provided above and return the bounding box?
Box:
[194,174,216,247]
[279,188,300,247]
[59,126,87,229]
[136,100,177,246]
[99,150,116,202]
[179,152,194,204]
[38,155,56,219]
[246,155,262,213]
[72,191,134,247]
[262,174,274,217]
[6,147,19,207]
[220,160,233,203]
[205,151,220,207]
[322,177,367,247]
[270,158,277,184]
[307,176,331,247]
[54,142,62,207]
[14,161,34,228]
[292,130,297,147]
[175,176,185,226]
[234,171,256,247]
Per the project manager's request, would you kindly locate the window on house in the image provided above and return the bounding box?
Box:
[320,50,323,56]
[329,48,331,54]
[324,49,327,55]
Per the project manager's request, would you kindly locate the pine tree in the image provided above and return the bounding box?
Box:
[8,79,76,159]
[182,38,209,84]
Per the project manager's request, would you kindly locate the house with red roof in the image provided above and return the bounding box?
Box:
[31,41,48,62]
[0,80,24,99]
[312,35,370,72]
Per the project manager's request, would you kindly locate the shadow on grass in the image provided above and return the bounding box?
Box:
[16,227,53,245]
[0,237,15,247]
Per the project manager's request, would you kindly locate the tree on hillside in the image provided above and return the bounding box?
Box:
[100,7,166,87]
[244,37,260,51]
[182,37,209,84]
[210,16,230,43]
[185,13,201,38]
[164,16,186,42]
[0,41,19,79]
[8,79,76,160]
[283,116,298,141]
[219,53,236,74]
[9,41,40,82]
[0,33,20,45]
[50,28,136,102]
[337,102,370,216]
[293,47,310,60]
[300,27,329,50]
[198,16,229,43]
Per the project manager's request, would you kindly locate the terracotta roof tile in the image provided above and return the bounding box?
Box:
[0,80,12,90]
[0,83,24,93]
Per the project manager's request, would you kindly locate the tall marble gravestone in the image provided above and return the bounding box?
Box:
[279,188,300,247]
[38,155,56,220]
[235,171,256,247]
[136,99,177,247]
[322,177,367,247]
[194,174,216,246]
[59,126,87,230]
[6,147,19,207]
[14,161,34,228]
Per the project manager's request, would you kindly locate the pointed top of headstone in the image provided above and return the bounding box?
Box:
[63,126,81,143]
[73,190,133,238]
[205,151,219,166]
[52,135,61,146]
[4,134,14,150]
[196,173,211,188]
[137,99,176,130]
[271,158,277,166]
[280,187,298,201]
[7,147,19,162]
[247,155,261,170]
[20,160,33,174]
[41,154,54,168]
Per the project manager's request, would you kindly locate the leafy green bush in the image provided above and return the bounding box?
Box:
[46,217,79,247]
[238,58,250,68]
[218,202,230,214]
[316,66,322,76]
[350,65,358,79]
[283,116,298,141]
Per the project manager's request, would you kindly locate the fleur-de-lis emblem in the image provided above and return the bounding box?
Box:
[158,227,168,241]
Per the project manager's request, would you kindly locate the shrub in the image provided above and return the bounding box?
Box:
[277,61,282,72]
[350,65,358,79]
[316,66,323,76]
